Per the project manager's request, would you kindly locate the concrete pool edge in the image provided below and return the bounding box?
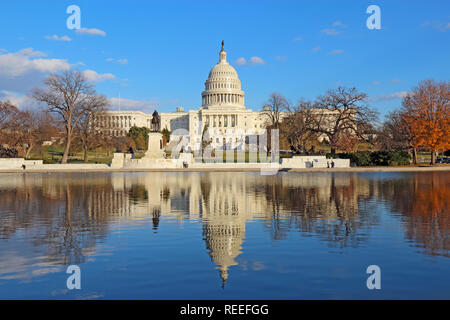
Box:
[0,166,449,174]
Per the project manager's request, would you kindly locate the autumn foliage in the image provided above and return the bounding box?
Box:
[0,101,59,157]
[402,79,449,164]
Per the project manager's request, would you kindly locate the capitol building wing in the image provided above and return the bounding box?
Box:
[100,42,271,151]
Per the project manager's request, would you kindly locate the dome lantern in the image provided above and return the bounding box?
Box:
[219,40,227,63]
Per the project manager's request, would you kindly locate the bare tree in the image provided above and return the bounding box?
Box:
[17,110,38,158]
[378,110,411,147]
[16,110,59,158]
[280,100,318,154]
[262,93,290,129]
[0,101,19,146]
[311,86,378,154]
[0,101,16,127]
[32,70,107,163]
[0,102,58,157]
[73,98,109,163]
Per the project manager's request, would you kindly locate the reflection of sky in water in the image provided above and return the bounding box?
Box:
[0,172,448,299]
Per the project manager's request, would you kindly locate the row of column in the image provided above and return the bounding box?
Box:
[96,116,133,129]
[204,114,238,128]
[202,93,243,105]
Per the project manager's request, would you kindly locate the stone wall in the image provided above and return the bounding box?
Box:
[0,158,26,169]
[0,154,350,171]
[0,158,109,170]
[280,156,350,168]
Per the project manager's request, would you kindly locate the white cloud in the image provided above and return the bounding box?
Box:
[312,46,320,52]
[321,28,339,36]
[391,78,401,83]
[0,90,47,110]
[75,28,106,37]
[322,21,345,36]
[235,56,265,66]
[17,48,46,58]
[109,97,159,112]
[0,48,70,77]
[106,58,128,65]
[33,59,72,73]
[275,56,287,62]
[235,57,247,65]
[421,20,450,32]
[329,49,344,55]
[0,48,115,95]
[292,36,303,42]
[82,69,115,82]
[372,81,381,85]
[332,21,344,27]
[249,56,264,65]
[45,35,72,42]
[371,91,408,102]
[0,90,31,107]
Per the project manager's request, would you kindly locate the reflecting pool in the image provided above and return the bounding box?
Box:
[0,172,448,299]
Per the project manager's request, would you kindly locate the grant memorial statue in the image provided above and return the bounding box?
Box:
[144,111,165,159]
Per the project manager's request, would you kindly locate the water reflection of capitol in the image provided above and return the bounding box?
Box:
[0,173,368,284]
[2,172,448,284]
[97,172,368,285]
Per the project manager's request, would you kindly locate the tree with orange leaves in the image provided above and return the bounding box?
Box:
[402,79,449,164]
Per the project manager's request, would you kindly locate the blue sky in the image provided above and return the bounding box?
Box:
[0,0,448,118]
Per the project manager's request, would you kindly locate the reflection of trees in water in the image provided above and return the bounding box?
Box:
[161,187,170,200]
[0,175,115,265]
[378,172,449,257]
[261,174,375,248]
[129,184,148,202]
[152,208,161,230]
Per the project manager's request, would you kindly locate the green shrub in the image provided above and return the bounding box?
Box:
[387,150,410,166]
[43,158,57,164]
[353,151,372,166]
[330,150,410,166]
[329,151,371,166]
[371,151,390,166]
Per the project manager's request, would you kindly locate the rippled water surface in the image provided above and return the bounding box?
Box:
[0,172,448,299]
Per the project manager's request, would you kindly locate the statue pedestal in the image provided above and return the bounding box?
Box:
[144,132,165,159]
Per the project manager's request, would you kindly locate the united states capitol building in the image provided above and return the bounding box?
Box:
[100,42,273,151]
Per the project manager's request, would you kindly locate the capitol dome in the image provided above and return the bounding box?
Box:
[201,41,245,110]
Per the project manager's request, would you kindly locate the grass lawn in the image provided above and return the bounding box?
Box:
[28,145,113,164]
[28,145,150,164]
